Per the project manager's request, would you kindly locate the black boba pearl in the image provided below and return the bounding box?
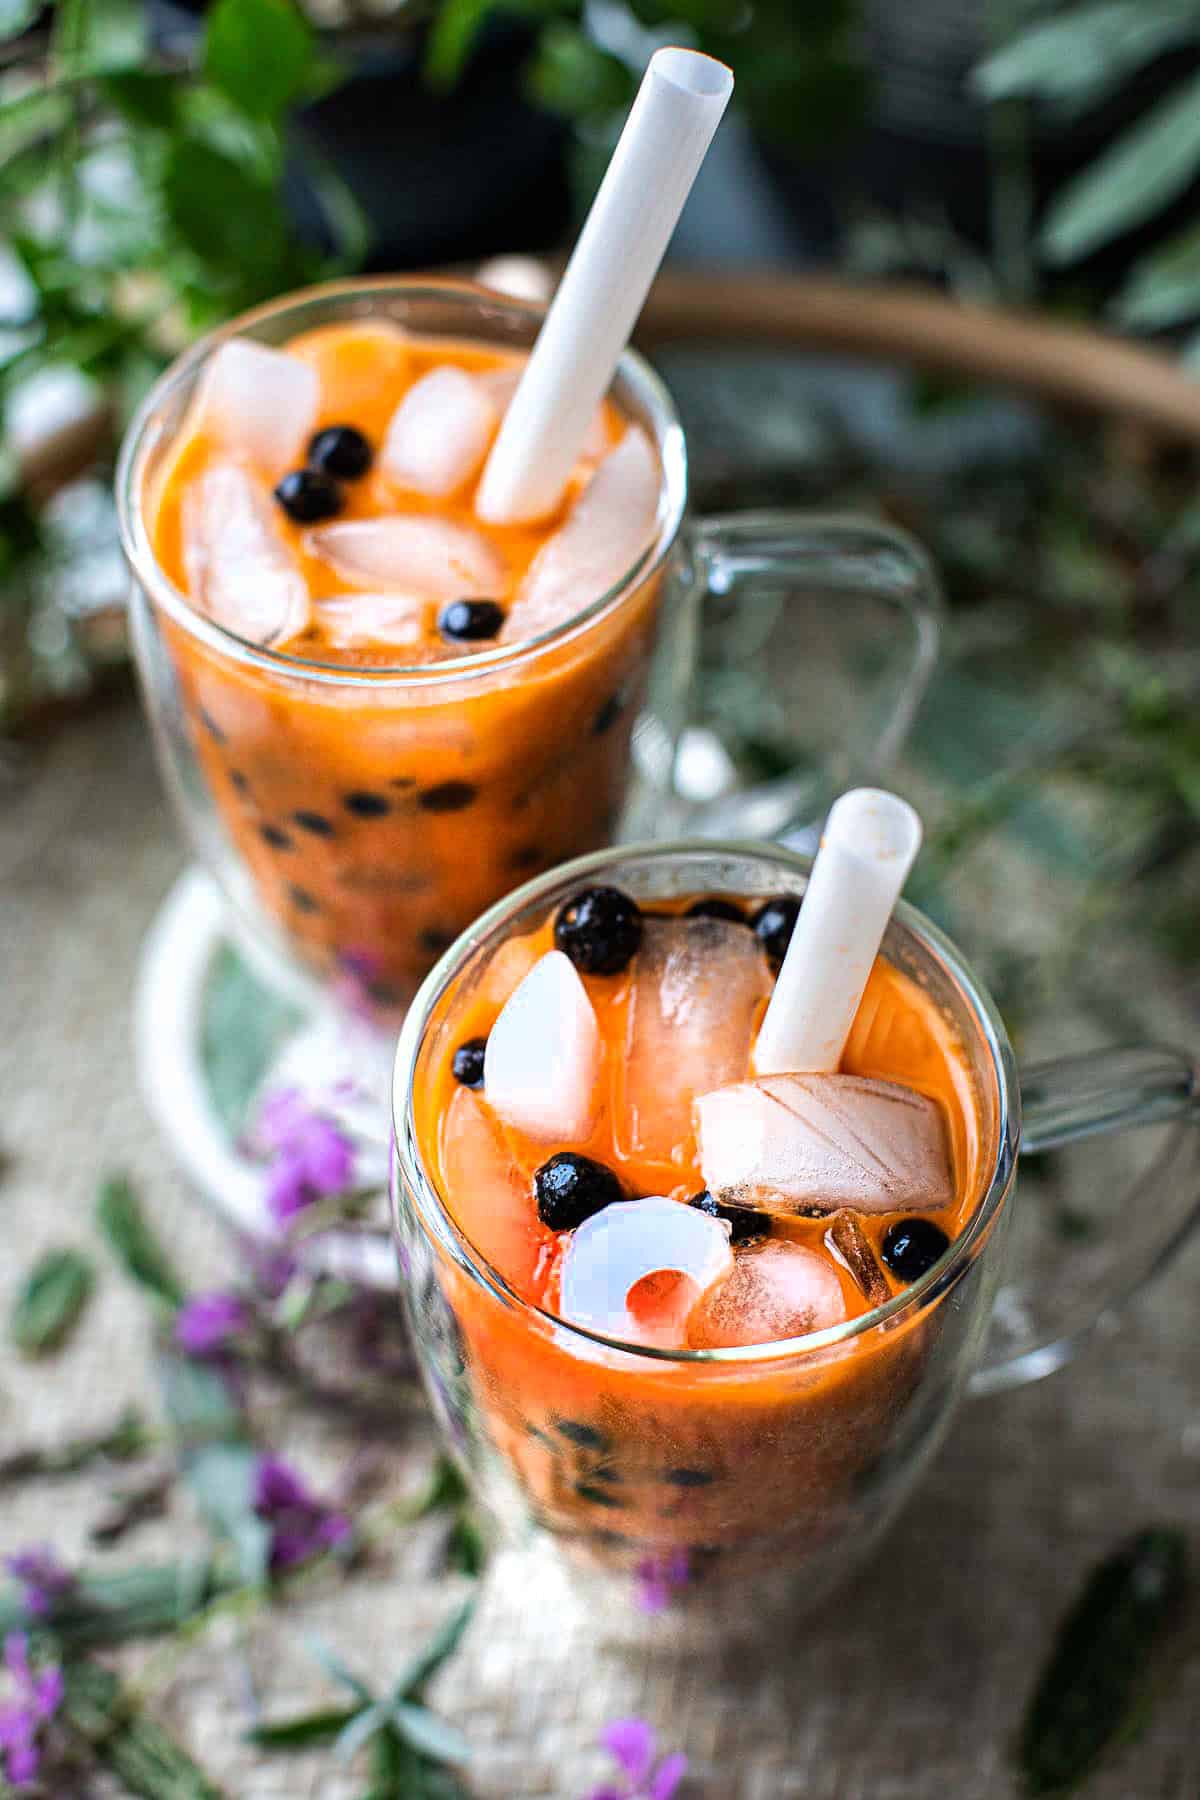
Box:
[274,467,343,523]
[289,885,319,914]
[534,1152,624,1232]
[663,1467,715,1488]
[259,823,293,850]
[420,927,457,955]
[438,598,505,643]
[688,1188,766,1245]
[881,1218,951,1283]
[508,844,543,872]
[292,809,335,838]
[307,424,372,480]
[343,790,390,818]
[686,897,745,924]
[591,691,623,736]
[198,707,227,744]
[552,1418,610,1452]
[554,886,643,977]
[752,894,802,967]
[574,1482,624,1509]
[419,782,477,813]
[229,770,250,795]
[452,1037,487,1089]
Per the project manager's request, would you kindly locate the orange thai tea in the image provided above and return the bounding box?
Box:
[410,878,988,1588]
[141,314,666,1006]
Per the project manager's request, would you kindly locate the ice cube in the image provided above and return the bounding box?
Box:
[191,340,319,475]
[688,1241,847,1349]
[500,426,659,643]
[478,365,609,460]
[695,1073,955,1217]
[306,516,506,600]
[559,1195,732,1346]
[618,917,769,1169]
[182,460,309,646]
[380,367,499,498]
[313,592,432,651]
[484,950,601,1142]
[440,1085,552,1295]
[826,1210,890,1306]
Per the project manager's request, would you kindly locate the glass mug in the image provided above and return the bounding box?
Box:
[390,841,1200,1635]
[116,278,939,1014]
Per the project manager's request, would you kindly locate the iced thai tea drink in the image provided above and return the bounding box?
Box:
[130,285,670,1008]
[393,838,1005,1618]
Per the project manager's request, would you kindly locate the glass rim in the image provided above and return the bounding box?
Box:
[390,838,1022,1367]
[114,275,689,688]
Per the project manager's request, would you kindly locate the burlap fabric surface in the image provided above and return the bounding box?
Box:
[3,700,1200,1798]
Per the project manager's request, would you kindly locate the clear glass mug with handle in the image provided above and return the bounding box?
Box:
[389,840,1200,1641]
[117,277,939,1015]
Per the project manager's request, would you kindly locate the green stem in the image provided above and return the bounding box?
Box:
[60,1657,227,1800]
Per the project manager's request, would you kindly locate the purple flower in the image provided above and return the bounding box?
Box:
[586,1718,688,1800]
[253,1455,352,1573]
[0,1634,63,1788]
[175,1292,249,1358]
[634,1549,690,1615]
[255,1089,355,1226]
[3,1549,73,1621]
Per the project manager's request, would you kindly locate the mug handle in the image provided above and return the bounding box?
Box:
[678,513,943,840]
[970,1044,1200,1396]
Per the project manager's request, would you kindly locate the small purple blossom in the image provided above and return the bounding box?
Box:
[0,1634,63,1788]
[255,1089,355,1226]
[635,1549,690,1615]
[586,1718,687,1800]
[4,1549,73,1621]
[253,1455,352,1573]
[175,1291,249,1358]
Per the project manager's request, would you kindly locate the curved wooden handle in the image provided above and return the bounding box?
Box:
[634,270,1200,443]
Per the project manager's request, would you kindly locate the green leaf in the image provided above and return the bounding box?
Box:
[205,0,318,120]
[398,1599,476,1700]
[1115,220,1200,329]
[183,1441,272,1588]
[971,1,1200,116]
[334,1697,392,1762]
[11,1247,94,1354]
[1041,69,1200,265]
[0,87,74,168]
[405,1455,469,1519]
[158,1351,247,1448]
[0,0,37,41]
[53,0,146,75]
[96,1175,186,1309]
[300,144,373,273]
[60,1656,227,1797]
[424,0,497,86]
[391,1702,472,1767]
[201,946,302,1137]
[306,1636,376,1706]
[249,1706,361,1749]
[526,22,635,120]
[163,136,288,280]
[1019,1527,1188,1794]
[99,70,181,130]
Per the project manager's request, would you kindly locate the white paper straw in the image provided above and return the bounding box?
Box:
[476,47,733,525]
[754,789,923,1077]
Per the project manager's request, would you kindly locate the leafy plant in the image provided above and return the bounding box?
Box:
[0,0,366,430]
[972,1,1200,347]
[425,0,869,146]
